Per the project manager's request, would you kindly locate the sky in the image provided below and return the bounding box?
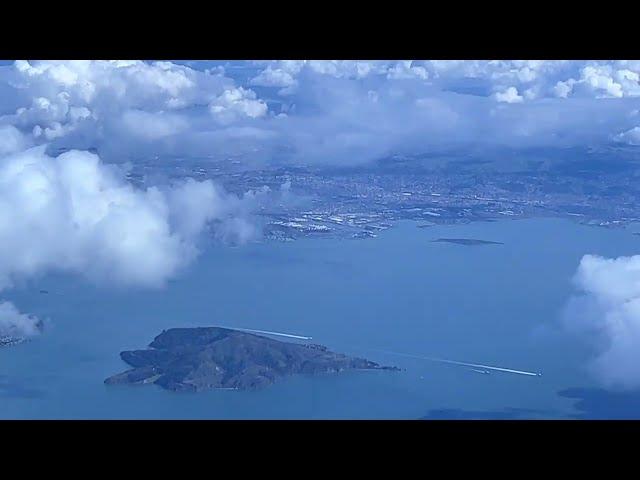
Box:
[1,60,640,391]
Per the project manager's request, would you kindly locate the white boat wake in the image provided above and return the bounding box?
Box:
[212,328,539,377]
[372,349,541,377]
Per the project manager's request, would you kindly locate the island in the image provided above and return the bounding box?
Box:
[105,326,399,392]
[431,238,504,246]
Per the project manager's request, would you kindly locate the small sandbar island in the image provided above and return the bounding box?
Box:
[431,238,504,246]
[105,327,399,392]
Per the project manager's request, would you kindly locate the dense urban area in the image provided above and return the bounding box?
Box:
[117,144,640,243]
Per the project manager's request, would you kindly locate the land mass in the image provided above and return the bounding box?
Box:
[431,238,504,246]
[105,327,399,392]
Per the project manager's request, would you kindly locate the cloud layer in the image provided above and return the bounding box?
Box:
[246,60,640,157]
[1,60,640,168]
[563,254,640,390]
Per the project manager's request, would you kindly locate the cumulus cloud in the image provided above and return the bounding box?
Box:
[0,60,270,162]
[209,87,267,124]
[563,254,640,390]
[250,65,297,88]
[554,65,640,99]
[0,146,256,290]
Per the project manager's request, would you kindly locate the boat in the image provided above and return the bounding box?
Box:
[470,368,491,375]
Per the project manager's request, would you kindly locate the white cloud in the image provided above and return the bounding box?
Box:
[236,60,640,164]
[250,66,297,88]
[0,60,268,156]
[119,109,189,141]
[0,146,252,291]
[249,60,389,91]
[0,125,30,156]
[494,86,523,104]
[2,60,640,168]
[386,61,429,80]
[553,80,574,98]
[563,254,640,390]
[554,65,640,99]
[613,126,640,146]
[0,301,41,338]
[250,60,640,101]
[209,87,267,124]
[11,60,200,107]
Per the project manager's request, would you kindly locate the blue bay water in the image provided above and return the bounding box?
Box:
[1,217,638,419]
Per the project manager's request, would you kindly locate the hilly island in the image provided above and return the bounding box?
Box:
[105,327,399,392]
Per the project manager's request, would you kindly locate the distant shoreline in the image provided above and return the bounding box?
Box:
[430,238,504,246]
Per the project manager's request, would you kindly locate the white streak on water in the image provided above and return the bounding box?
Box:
[373,349,541,377]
